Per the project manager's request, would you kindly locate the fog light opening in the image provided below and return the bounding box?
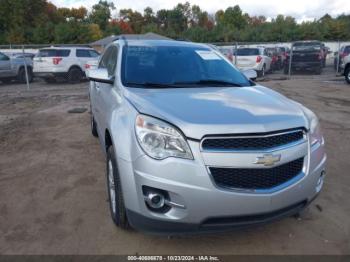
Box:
[145,192,165,209]
[142,186,171,213]
[316,170,326,193]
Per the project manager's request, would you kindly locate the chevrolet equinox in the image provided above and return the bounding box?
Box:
[88,39,326,234]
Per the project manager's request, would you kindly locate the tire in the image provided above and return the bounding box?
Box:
[258,64,266,77]
[67,67,82,84]
[106,146,130,229]
[91,114,98,137]
[345,66,350,84]
[17,67,33,84]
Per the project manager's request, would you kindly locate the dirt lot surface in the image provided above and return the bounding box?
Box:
[0,68,349,255]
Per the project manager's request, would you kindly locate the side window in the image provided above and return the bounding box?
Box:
[0,52,10,61]
[76,49,91,57]
[99,46,118,77]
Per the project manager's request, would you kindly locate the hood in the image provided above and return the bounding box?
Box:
[125,85,307,140]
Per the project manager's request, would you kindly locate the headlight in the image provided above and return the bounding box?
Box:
[135,115,193,160]
[302,106,324,146]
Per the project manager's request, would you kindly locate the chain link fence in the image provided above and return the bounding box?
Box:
[1,41,350,89]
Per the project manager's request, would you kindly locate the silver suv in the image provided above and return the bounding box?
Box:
[88,40,326,234]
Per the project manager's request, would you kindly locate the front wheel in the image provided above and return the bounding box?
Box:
[17,67,33,83]
[106,146,130,229]
[345,66,350,84]
[258,64,266,77]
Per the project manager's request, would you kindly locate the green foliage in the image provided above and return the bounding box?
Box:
[0,0,349,45]
[89,0,115,31]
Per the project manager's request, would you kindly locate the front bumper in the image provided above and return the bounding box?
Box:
[118,137,326,234]
[126,199,314,235]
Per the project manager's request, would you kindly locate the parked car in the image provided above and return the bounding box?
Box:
[218,46,234,63]
[334,45,350,72]
[265,47,281,71]
[320,43,328,67]
[33,47,100,83]
[284,41,324,75]
[88,39,326,234]
[235,47,272,77]
[277,46,290,68]
[340,52,350,84]
[0,51,33,84]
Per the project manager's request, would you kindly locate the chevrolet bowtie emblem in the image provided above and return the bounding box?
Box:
[254,154,281,166]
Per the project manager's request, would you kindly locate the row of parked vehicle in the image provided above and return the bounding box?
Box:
[218,41,331,77]
[0,46,100,84]
[1,42,350,85]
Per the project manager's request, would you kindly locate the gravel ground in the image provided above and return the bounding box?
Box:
[0,67,349,255]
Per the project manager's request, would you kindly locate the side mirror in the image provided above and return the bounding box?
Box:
[87,68,114,84]
[241,69,257,80]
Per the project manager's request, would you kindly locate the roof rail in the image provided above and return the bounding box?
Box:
[50,44,91,48]
[119,35,128,47]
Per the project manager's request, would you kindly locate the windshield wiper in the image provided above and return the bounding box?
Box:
[125,79,244,89]
[125,82,180,88]
[174,79,243,87]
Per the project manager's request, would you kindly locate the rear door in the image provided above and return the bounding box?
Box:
[0,52,11,77]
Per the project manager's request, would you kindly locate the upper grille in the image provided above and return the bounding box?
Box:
[201,130,304,151]
[209,157,304,191]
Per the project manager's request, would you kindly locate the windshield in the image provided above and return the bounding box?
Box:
[236,48,260,56]
[121,45,250,88]
[293,42,321,51]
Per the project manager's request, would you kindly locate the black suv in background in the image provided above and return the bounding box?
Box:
[284,41,324,75]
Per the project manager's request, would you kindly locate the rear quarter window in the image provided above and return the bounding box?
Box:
[76,49,100,58]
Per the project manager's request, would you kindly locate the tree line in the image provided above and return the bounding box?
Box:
[0,0,349,45]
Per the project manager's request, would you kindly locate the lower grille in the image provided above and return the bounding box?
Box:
[201,200,307,228]
[209,157,304,191]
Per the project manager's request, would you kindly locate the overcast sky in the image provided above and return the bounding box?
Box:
[51,0,350,22]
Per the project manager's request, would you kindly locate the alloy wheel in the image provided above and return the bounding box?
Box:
[108,160,116,215]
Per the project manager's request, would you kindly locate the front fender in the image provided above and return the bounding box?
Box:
[108,97,144,162]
